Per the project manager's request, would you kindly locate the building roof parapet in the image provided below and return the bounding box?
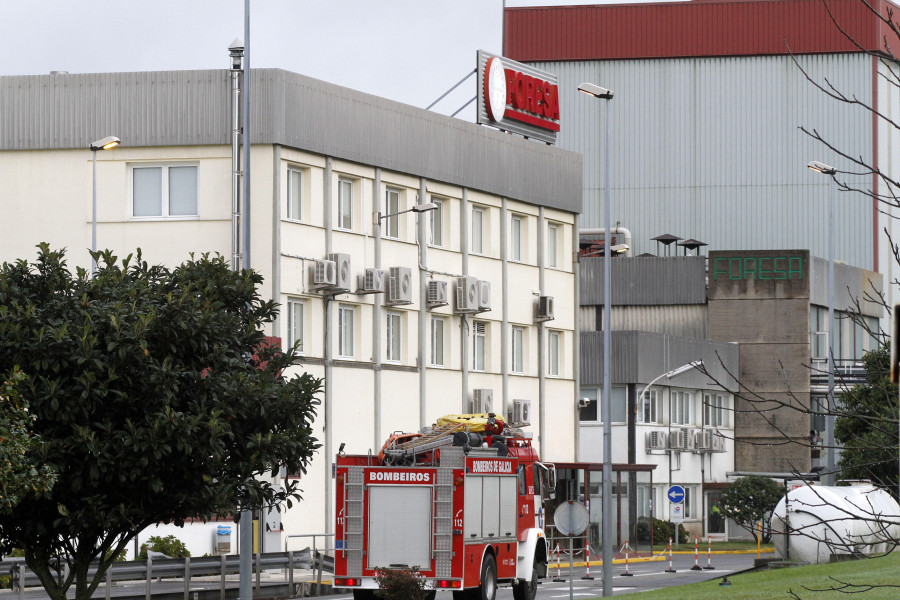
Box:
[0,68,582,214]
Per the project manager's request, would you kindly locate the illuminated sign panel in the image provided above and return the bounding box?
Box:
[477,50,560,144]
[711,255,804,281]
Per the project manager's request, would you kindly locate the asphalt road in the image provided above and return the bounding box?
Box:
[327,552,760,598]
[0,552,764,600]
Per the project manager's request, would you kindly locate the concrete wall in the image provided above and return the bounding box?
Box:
[708,250,812,473]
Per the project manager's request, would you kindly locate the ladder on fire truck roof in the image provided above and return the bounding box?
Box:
[382,421,467,461]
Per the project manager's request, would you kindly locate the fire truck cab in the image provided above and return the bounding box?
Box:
[334,414,555,600]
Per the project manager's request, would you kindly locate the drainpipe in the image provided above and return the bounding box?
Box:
[229,42,243,271]
[461,190,470,411]
[501,199,509,421]
[373,170,383,446]
[419,178,428,431]
[538,207,546,451]
[323,157,333,532]
[574,215,582,462]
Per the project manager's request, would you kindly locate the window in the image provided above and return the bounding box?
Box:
[287,167,303,221]
[703,393,731,427]
[132,164,197,217]
[638,388,661,424]
[547,223,559,268]
[338,178,353,230]
[548,330,560,377]
[579,389,598,422]
[511,326,525,373]
[671,390,693,425]
[286,298,304,353]
[472,320,486,371]
[385,188,400,239]
[609,386,627,423]
[386,311,402,362]
[578,386,627,423]
[511,215,523,261]
[683,486,695,519]
[338,304,354,358]
[472,207,484,254]
[431,316,445,366]
[430,198,443,247]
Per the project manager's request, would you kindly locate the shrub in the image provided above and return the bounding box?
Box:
[374,566,427,600]
[138,535,190,559]
[636,516,689,544]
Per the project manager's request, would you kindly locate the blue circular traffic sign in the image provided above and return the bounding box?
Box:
[667,485,685,504]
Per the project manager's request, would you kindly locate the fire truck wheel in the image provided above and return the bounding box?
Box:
[352,590,375,600]
[511,559,538,600]
[478,554,497,600]
[424,592,436,600]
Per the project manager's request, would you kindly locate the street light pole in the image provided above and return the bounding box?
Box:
[808,161,837,486]
[578,81,614,598]
[89,136,121,277]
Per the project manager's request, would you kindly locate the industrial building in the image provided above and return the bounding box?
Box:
[502,0,890,539]
[0,67,582,549]
[505,0,898,293]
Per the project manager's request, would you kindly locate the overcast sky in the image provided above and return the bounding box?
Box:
[3,1,669,121]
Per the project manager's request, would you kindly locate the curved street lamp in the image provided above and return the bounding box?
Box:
[90,136,121,276]
[578,81,614,598]
[808,160,837,486]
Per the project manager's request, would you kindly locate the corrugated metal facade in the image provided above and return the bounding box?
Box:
[531,52,874,269]
[581,330,738,391]
[0,69,582,214]
[580,255,707,305]
[505,0,898,61]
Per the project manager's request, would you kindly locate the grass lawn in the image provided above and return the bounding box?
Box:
[622,552,899,599]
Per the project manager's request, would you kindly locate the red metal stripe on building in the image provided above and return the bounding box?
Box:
[504,0,898,62]
[503,110,561,132]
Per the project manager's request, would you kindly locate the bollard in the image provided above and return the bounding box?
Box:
[553,543,565,582]
[664,538,676,573]
[581,543,595,580]
[691,537,702,570]
[620,541,633,577]
[704,537,715,570]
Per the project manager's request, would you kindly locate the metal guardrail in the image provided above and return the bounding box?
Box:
[2,550,331,600]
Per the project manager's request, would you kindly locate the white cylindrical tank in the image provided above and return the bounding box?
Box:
[771,483,900,564]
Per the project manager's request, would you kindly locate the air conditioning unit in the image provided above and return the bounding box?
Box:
[455,276,479,313]
[357,268,385,294]
[476,280,491,312]
[668,429,687,451]
[507,399,531,426]
[328,253,352,292]
[535,295,555,322]
[646,430,667,451]
[311,259,336,290]
[694,429,713,451]
[387,266,413,305]
[712,432,727,453]
[426,280,448,309]
[680,428,695,451]
[470,388,494,414]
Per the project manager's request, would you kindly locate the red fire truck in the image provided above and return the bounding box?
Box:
[334,414,556,600]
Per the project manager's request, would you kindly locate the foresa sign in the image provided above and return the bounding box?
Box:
[477,50,560,145]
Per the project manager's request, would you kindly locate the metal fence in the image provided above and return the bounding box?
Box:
[1,548,335,600]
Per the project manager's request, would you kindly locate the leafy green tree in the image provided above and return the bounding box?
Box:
[834,343,898,495]
[0,368,56,514]
[0,245,321,600]
[138,535,190,559]
[719,475,784,543]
